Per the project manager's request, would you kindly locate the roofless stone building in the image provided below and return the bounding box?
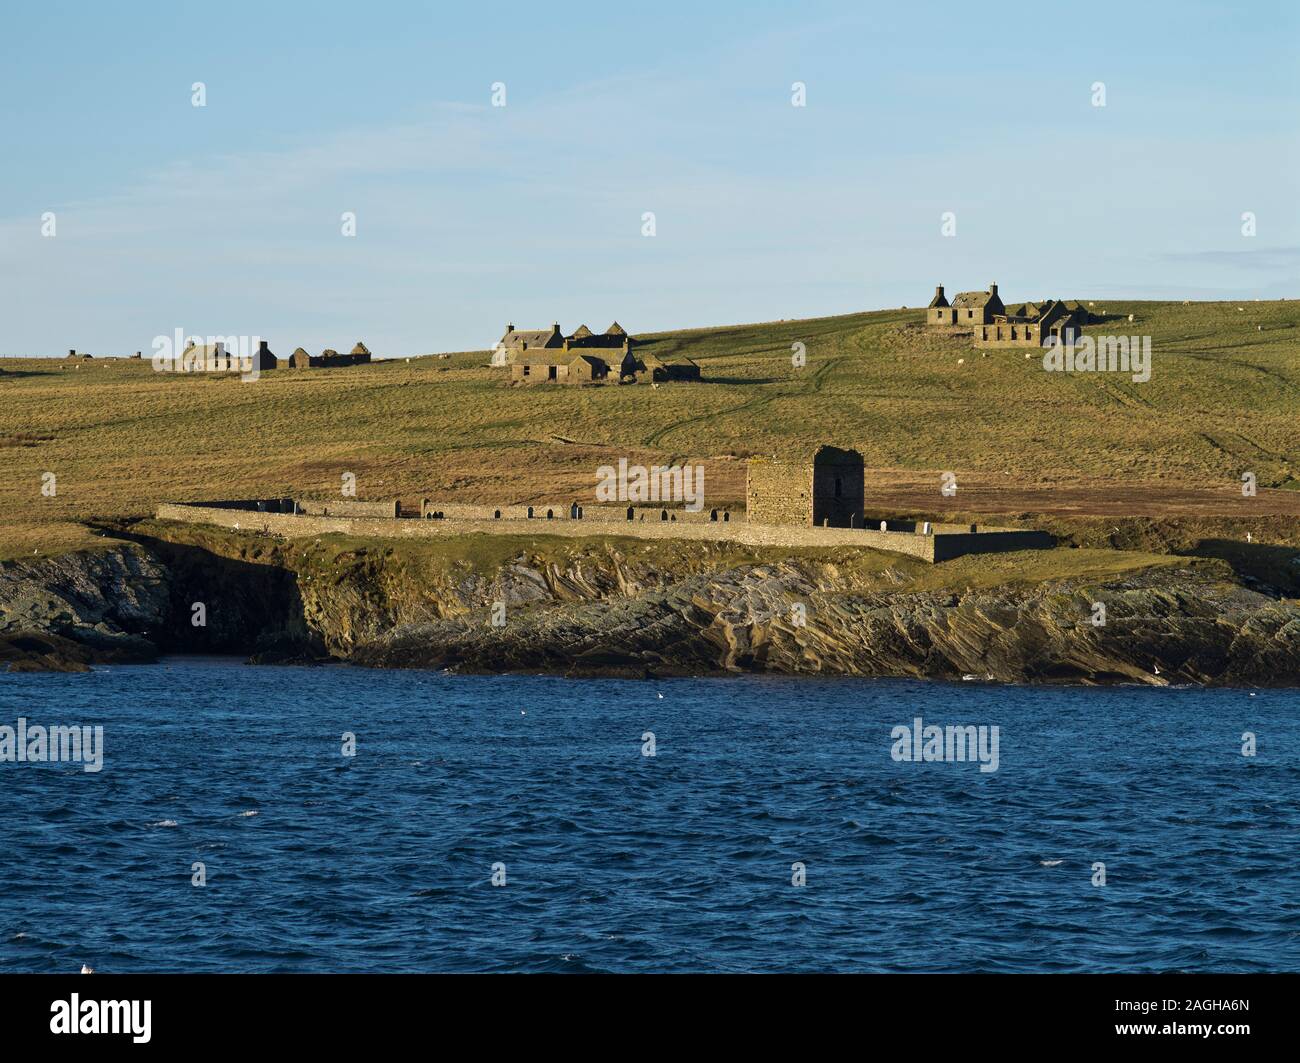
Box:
[289,341,373,368]
[511,351,613,384]
[928,283,1005,327]
[499,321,632,354]
[499,321,644,384]
[974,300,1089,347]
[746,446,866,528]
[927,283,1094,345]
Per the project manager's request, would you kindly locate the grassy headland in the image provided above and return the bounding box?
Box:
[2,299,1297,562]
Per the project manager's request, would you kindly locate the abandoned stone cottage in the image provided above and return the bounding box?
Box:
[927,283,1092,347]
[496,320,696,382]
[499,321,701,384]
[177,340,278,372]
[638,352,701,382]
[975,299,1089,347]
[500,321,632,354]
[290,342,372,368]
[500,322,631,384]
[511,350,613,384]
[927,283,1005,327]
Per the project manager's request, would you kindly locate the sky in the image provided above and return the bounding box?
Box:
[1,0,1296,357]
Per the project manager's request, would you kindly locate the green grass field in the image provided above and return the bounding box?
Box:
[1,299,1297,560]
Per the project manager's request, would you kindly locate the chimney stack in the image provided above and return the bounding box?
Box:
[935,285,945,298]
[990,282,998,296]
[258,340,270,354]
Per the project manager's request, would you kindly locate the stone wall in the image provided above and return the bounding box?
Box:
[584,505,738,525]
[747,451,869,529]
[810,448,865,528]
[974,323,1042,347]
[931,529,1055,561]
[156,502,937,557]
[420,501,572,520]
[294,350,371,369]
[511,362,570,384]
[864,519,979,534]
[746,459,811,526]
[155,495,1060,564]
[156,504,348,535]
[155,501,1055,562]
[178,498,294,513]
[418,502,741,523]
[297,499,399,518]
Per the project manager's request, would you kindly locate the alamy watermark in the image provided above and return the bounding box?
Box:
[1042,330,1151,383]
[1,718,103,773]
[890,716,999,773]
[50,994,150,1043]
[595,459,705,512]
[151,329,263,382]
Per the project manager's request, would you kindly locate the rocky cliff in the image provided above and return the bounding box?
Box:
[343,555,1300,685]
[2,526,1298,685]
[0,546,167,671]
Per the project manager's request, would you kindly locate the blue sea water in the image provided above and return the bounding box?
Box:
[1,660,1297,973]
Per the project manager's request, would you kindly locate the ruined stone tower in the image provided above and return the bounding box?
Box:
[745,445,865,528]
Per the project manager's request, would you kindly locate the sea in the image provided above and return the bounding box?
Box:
[1,660,1297,973]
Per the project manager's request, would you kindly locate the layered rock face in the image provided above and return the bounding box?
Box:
[0,547,168,670]
[2,536,1298,685]
[343,559,1300,685]
[0,539,314,670]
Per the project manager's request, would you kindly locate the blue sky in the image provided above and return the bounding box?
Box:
[1,0,1296,357]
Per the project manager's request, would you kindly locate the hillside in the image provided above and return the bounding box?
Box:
[1,299,1298,560]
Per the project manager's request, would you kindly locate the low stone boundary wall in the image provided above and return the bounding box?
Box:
[931,529,1056,561]
[178,498,294,513]
[419,501,740,524]
[155,502,1053,562]
[420,501,570,521]
[298,499,399,518]
[586,505,739,524]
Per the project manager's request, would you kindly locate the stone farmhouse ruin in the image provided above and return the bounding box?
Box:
[927,283,1006,329]
[637,353,702,383]
[510,349,615,384]
[170,340,279,372]
[498,322,699,385]
[160,443,1051,563]
[165,340,374,371]
[251,341,278,371]
[926,284,1093,347]
[289,342,372,369]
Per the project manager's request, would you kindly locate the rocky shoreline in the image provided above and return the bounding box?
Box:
[3,527,1299,686]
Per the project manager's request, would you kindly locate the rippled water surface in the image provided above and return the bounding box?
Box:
[2,661,1297,972]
